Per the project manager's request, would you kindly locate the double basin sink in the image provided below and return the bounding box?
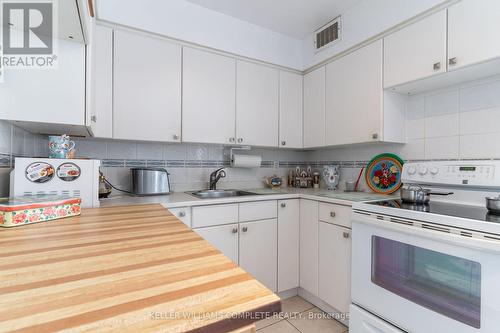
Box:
[189,189,258,199]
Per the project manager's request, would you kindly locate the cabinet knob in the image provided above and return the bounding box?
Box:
[280,202,286,208]
[433,62,441,71]
[372,133,379,140]
[229,137,235,143]
[449,57,458,66]
[178,211,185,217]
[343,232,350,239]
[231,227,238,234]
[330,212,336,218]
[242,226,248,232]
[91,115,97,123]
[173,134,180,140]
[237,138,243,143]
[281,141,286,146]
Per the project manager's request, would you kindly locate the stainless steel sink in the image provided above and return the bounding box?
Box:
[189,189,258,199]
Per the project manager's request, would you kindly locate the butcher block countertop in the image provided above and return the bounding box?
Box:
[0,204,281,333]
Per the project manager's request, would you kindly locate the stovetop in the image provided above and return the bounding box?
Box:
[367,200,500,224]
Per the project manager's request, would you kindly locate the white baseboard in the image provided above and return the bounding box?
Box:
[277,288,298,300]
[298,287,350,327]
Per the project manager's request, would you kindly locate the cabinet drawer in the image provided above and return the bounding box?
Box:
[239,201,277,222]
[318,202,352,228]
[167,207,191,227]
[192,204,239,228]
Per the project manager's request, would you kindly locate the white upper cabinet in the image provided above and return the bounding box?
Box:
[236,60,279,147]
[279,71,303,149]
[87,24,113,138]
[384,10,447,88]
[448,0,500,70]
[303,67,326,148]
[326,40,384,146]
[113,30,181,142]
[0,38,85,132]
[182,48,236,145]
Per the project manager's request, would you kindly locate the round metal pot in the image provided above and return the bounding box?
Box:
[400,185,431,204]
[486,196,500,215]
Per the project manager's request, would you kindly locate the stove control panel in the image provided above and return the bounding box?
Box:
[402,161,500,187]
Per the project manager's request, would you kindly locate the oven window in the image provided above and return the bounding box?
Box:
[371,236,481,328]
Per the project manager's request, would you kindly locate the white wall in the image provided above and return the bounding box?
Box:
[302,0,451,69]
[96,0,303,70]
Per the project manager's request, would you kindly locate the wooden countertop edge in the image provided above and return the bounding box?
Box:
[187,300,282,333]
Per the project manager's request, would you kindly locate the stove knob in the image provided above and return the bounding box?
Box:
[430,167,439,175]
[419,166,428,176]
[407,166,417,175]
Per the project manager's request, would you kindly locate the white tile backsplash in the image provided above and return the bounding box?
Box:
[107,141,137,160]
[424,113,459,138]
[136,142,163,160]
[425,88,459,116]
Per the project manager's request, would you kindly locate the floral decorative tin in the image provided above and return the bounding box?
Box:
[365,153,404,194]
[0,196,81,228]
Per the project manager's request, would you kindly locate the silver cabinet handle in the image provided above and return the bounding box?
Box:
[91,115,97,123]
[242,226,248,232]
[281,141,286,146]
[178,211,186,217]
[173,134,180,140]
[343,232,350,239]
[229,137,235,143]
[237,138,243,143]
[280,202,286,208]
[330,212,336,218]
[232,227,238,234]
[449,57,457,66]
[433,62,441,71]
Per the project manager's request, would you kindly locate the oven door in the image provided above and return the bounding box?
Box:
[351,211,500,333]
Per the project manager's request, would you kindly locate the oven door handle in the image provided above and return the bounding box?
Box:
[353,212,500,254]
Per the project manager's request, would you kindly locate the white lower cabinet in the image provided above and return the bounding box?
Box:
[167,207,191,227]
[318,221,351,314]
[299,199,319,297]
[277,199,300,292]
[194,224,239,264]
[239,219,278,292]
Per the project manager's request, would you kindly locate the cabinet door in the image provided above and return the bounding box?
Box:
[87,24,113,138]
[384,10,447,88]
[114,30,181,142]
[318,222,351,314]
[236,61,279,147]
[240,219,278,292]
[326,40,383,146]
[299,199,319,296]
[278,199,300,292]
[183,48,236,145]
[303,67,325,148]
[167,207,191,227]
[448,0,500,70]
[194,224,239,264]
[0,38,85,126]
[279,71,303,149]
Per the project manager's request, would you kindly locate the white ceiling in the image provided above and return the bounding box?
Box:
[184,0,363,39]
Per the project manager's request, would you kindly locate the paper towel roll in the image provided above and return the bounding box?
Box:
[231,154,262,168]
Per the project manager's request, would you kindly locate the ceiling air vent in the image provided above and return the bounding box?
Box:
[315,16,341,51]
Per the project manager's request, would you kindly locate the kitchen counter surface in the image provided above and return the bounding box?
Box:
[100,188,396,209]
[0,204,280,333]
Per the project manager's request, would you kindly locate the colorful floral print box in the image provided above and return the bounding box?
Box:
[0,196,81,228]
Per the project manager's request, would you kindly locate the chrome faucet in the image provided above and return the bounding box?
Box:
[209,167,226,190]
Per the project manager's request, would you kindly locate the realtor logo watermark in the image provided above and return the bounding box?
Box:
[0,0,58,80]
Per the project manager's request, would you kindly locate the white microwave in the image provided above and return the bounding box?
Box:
[10,158,100,208]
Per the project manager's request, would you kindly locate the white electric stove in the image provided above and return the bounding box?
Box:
[350,160,500,333]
